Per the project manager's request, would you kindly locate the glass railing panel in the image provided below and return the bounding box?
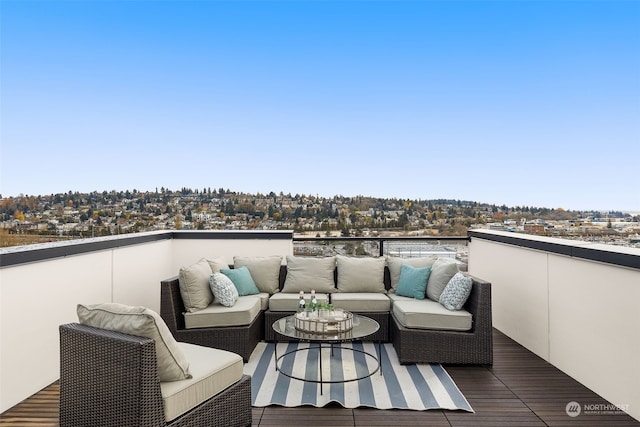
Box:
[293,237,469,268]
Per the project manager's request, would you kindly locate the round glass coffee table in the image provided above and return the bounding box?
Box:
[271,313,381,394]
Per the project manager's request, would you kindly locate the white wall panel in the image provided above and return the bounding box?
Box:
[1,251,112,411]
[112,240,173,312]
[549,256,640,418]
[469,230,640,421]
[469,238,550,360]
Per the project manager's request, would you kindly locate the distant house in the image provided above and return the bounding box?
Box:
[524,224,545,234]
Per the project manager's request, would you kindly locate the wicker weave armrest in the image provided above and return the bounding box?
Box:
[59,323,165,427]
[462,274,492,335]
[161,276,186,333]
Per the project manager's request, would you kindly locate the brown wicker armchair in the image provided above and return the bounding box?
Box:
[390,275,493,365]
[59,323,251,427]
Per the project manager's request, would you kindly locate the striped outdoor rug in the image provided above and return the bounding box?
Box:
[243,342,473,412]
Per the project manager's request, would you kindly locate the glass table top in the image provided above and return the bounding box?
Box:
[272,313,379,342]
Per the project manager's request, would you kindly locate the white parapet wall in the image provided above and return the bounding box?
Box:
[0,234,174,412]
[0,230,293,413]
[468,229,640,421]
[169,230,293,273]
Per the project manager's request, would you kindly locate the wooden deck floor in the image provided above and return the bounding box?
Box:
[1,329,637,426]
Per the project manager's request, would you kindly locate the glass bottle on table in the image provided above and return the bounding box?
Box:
[297,291,306,315]
[310,289,318,313]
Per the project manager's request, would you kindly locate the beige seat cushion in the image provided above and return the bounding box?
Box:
[393,299,472,331]
[268,292,329,312]
[387,293,415,306]
[254,292,270,310]
[161,343,243,422]
[184,296,261,328]
[330,293,391,312]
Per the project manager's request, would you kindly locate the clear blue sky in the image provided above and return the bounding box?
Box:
[1,1,639,212]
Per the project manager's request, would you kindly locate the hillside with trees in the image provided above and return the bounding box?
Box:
[1,188,638,248]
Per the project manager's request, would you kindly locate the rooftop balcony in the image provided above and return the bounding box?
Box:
[1,230,638,425]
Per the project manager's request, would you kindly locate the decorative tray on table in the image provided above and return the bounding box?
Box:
[294,310,353,334]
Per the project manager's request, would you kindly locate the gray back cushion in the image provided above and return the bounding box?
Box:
[426,258,459,302]
[336,255,386,293]
[282,255,336,293]
[178,258,214,312]
[233,256,282,294]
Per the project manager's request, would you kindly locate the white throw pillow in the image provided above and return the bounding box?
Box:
[178,258,214,312]
[282,255,336,293]
[336,255,386,293]
[439,272,473,311]
[209,272,239,307]
[77,302,191,382]
[233,256,282,294]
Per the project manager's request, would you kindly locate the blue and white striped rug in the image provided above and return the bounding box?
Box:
[244,342,473,412]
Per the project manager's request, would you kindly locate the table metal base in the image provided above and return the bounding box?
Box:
[274,342,382,395]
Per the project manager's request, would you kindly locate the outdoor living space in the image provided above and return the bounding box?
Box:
[1,328,639,427]
[1,230,638,426]
[0,327,633,426]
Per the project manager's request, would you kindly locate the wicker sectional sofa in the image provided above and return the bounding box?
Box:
[160,255,493,365]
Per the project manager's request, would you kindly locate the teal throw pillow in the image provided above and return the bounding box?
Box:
[439,272,473,311]
[396,264,432,300]
[220,266,260,296]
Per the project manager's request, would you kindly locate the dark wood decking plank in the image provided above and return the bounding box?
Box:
[252,407,265,427]
[354,407,450,426]
[260,406,354,426]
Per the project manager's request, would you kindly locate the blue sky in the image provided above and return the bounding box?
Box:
[1,1,639,211]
